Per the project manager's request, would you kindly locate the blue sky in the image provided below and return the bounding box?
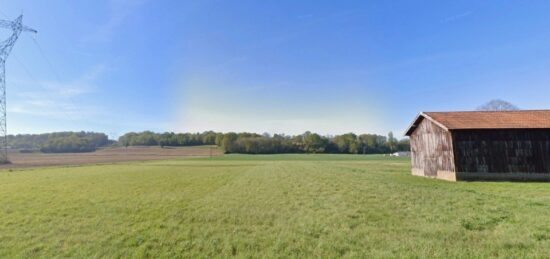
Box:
[2,0,550,138]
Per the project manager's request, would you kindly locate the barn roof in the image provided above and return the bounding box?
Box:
[405,110,550,136]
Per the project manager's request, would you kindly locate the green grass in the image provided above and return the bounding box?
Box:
[1,154,550,257]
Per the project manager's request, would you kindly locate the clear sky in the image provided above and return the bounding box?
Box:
[1,0,550,139]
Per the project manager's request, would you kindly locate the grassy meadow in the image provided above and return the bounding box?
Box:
[1,154,550,257]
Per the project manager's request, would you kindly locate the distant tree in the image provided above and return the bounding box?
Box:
[220,133,239,153]
[201,131,218,145]
[477,99,519,111]
[358,134,385,154]
[332,133,358,154]
[215,133,224,146]
[397,138,410,152]
[302,132,327,153]
[387,132,398,153]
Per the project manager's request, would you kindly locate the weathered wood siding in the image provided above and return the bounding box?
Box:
[410,118,455,178]
[453,129,550,177]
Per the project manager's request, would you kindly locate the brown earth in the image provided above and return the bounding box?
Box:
[0,146,223,169]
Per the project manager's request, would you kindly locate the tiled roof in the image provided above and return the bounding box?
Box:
[405,110,550,136]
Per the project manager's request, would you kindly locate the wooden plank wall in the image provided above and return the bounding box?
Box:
[410,118,455,177]
[453,129,550,174]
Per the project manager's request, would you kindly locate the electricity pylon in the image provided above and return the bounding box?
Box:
[0,15,37,163]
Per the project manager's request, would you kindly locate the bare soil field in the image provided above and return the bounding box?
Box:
[0,146,222,169]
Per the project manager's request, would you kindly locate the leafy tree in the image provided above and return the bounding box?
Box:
[220,133,239,153]
[398,138,411,152]
[387,131,397,153]
[303,132,328,153]
[477,99,519,111]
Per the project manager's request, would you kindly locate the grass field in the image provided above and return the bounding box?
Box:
[1,154,550,257]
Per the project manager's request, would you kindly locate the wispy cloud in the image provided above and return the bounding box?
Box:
[441,11,473,23]
[9,101,102,119]
[9,64,106,119]
[82,0,148,43]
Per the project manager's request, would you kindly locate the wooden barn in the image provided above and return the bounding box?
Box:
[405,110,550,181]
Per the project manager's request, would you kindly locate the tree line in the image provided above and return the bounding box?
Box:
[118,131,218,147]
[7,130,410,154]
[8,132,111,153]
[118,131,410,154]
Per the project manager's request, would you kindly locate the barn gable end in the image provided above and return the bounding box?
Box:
[409,117,456,181]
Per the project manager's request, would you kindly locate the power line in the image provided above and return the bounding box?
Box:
[11,54,38,82]
[27,33,89,132]
[0,10,8,19]
[29,35,62,82]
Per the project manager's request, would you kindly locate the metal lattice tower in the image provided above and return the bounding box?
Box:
[0,15,37,163]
